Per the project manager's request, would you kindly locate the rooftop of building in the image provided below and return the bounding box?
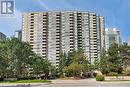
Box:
[22,10,103,17]
[0,32,6,36]
[105,28,120,35]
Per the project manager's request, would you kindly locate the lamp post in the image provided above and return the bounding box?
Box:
[106,54,109,73]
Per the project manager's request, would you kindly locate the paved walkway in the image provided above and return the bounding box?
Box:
[1,79,130,87]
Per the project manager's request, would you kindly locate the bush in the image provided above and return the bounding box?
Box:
[108,72,118,76]
[96,75,105,81]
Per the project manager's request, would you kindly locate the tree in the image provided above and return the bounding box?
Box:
[72,48,88,72]
[66,52,72,66]
[94,58,100,70]
[99,48,109,74]
[0,42,9,78]
[107,43,122,73]
[64,62,84,77]
[58,52,67,76]
[32,55,53,79]
[119,43,130,68]
[13,38,34,78]
[64,48,88,77]
[0,38,34,78]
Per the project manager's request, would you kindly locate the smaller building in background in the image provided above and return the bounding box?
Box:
[14,30,22,40]
[105,28,122,50]
[0,32,6,40]
[128,36,130,46]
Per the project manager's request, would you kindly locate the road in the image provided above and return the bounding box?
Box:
[0,79,130,87]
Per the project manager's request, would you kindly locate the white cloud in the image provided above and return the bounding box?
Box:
[37,0,50,10]
[36,0,74,11]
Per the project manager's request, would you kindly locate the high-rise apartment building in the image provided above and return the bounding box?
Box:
[14,30,22,40]
[105,28,121,50]
[0,32,6,40]
[128,36,130,46]
[22,11,105,66]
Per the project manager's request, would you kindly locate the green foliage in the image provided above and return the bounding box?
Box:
[94,59,100,69]
[0,37,55,79]
[99,43,130,75]
[32,55,53,78]
[88,64,95,71]
[119,43,130,68]
[108,72,118,76]
[63,48,88,77]
[66,52,72,66]
[58,52,67,76]
[71,48,88,70]
[99,48,109,74]
[96,75,105,81]
[64,62,84,77]
[107,43,122,73]
[71,48,86,63]
[58,48,89,77]
[0,38,34,78]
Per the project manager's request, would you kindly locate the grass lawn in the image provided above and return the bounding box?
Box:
[0,79,51,83]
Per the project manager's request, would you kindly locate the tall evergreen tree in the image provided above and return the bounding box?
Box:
[107,43,122,73]
[99,48,109,74]
[58,52,67,76]
[119,43,130,68]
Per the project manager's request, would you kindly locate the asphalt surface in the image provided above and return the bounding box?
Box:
[0,79,130,87]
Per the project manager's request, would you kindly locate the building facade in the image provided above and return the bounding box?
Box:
[14,30,22,40]
[0,32,6,40]
[22,11,105,66]
[105,28,121,50]
[128,36,130,46]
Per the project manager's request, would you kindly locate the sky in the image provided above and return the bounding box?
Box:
[0,0,130,42]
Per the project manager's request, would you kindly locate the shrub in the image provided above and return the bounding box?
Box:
[108,72,118,76]
[96,75,105,81]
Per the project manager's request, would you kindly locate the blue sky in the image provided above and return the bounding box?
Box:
[0,0,130,42]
